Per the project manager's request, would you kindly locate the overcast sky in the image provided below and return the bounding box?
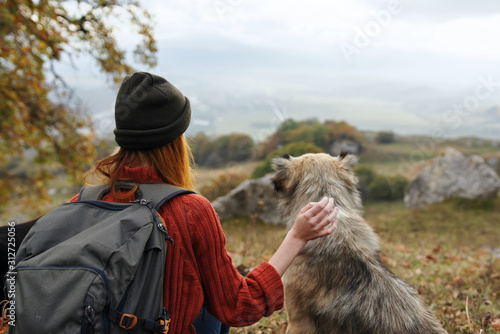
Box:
[65,0,500,141]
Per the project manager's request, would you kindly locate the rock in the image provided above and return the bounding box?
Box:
[486,156,500,175]
[404,147,500,208]
[211,174,281,224]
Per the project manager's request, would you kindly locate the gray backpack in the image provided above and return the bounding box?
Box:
[5,182,193,334]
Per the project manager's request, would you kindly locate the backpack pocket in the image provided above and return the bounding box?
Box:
[11,266,110,334]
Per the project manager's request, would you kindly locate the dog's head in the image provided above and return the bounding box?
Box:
[272,151,360,206]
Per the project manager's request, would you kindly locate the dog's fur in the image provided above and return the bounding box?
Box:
[272,152,447,334]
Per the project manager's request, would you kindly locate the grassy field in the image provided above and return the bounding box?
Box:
[222,198,500,333]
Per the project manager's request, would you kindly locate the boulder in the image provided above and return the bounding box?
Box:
[404,147,500,208]
[211,174,281,224]
[486,156,500,175]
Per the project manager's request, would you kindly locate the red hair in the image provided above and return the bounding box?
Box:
[85,135,195,198]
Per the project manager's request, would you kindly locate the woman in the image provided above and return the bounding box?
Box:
[75,72,338,333]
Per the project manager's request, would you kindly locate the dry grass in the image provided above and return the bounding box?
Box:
[198,172,248,202]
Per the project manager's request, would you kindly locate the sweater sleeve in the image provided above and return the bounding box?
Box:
[184,195,284,327]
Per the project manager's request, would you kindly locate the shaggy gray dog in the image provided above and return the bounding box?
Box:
[272,152,447,334]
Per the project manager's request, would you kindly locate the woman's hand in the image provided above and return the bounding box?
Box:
[269,197,338,276]
[288,197,338,247]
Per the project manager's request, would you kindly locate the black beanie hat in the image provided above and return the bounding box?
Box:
[113,72,191,150]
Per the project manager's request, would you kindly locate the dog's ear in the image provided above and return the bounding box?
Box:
[272,172,285,193]
[272,153,293,172]
[339,150,349,159]
[272,154,293,193]
[339,152,358,171]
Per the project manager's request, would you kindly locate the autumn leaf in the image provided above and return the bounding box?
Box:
[491,318,500,332]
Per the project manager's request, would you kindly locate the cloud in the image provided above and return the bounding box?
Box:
[145,0,500,74]
[356,0,500,20]
[64,0,500,140]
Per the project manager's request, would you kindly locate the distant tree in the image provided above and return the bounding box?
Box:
[310,123,331,151]
[254,118,365,164]
[280,122,330,151]
[0,0,157,210]
[283,125,315,145]
[375,131,395,144]
[190,132,212,165]
[324,120,364,143]
[255,133,279,160]
[213,133,253,163]
[225,133,254,162]
[276,118,299,135]
[190,133,254,167]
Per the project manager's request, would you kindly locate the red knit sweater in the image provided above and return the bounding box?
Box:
[71,166,284,334]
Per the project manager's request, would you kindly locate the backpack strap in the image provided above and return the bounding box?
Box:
[77,182,195,210]
[77,184,110,201]
[136,183,195,211]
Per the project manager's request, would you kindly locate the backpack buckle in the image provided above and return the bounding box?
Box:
[155,318,170,334]
[130,198,153,206]
[119,313,138,330]
[155,309,170,334]
[0,301,11,334]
